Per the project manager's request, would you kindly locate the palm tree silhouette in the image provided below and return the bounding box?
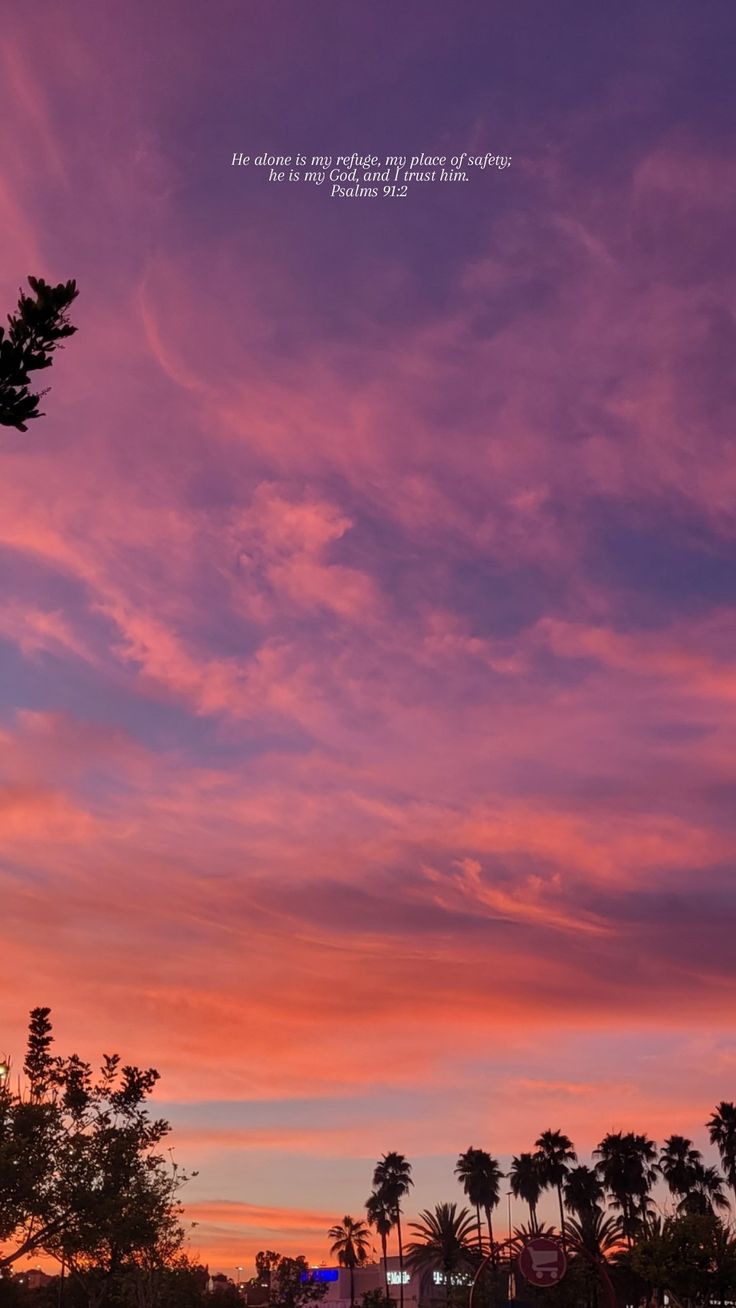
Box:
[708,1103,736,1205]
[594,1131,658,1246]
[509,1153,542,1232]
[454,1147,504,1262]
[535,1130,577,1245]
[328,1216,371,1308]
[373,1153,413,1308]
[566,1210,622,1258]
[508,1220,557,1252]
[405,1203,477,1308]
[659,1134,705,1213]
[366,1190,395,1301]
[563,1164,604,1222]
[681,1163,730,1216]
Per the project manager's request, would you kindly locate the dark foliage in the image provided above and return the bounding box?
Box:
[0,277,78,431]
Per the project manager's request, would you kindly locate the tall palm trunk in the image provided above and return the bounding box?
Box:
[349,1264,355,1308]
[380,1230,389,1302]
[476,1204,483,1254]
[530,1201,538,1234]
[486,1206,497,1267]
[557,1185,566,1248]
[396,1208,405,1308]
[624,1196,634,1250]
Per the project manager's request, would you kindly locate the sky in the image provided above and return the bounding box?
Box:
[1,0,736,1278]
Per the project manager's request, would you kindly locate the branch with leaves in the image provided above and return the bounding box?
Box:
[0,276,79,431]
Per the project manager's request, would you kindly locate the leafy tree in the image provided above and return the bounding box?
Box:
[128,1254,208,1308]
[0,1008,190,1308]
[46,1063,189,1308]
[0,277,78,431]
[256,1252,282,1285]
[372,1154,412,1308]
[508,1154,542,1233]
[328,1217,371,1308]
[405,1204,477,1308]
[627,1212,736,1308]
[534,1131,577,1245]
[454,1148,503,1262]
[268,1257,329,1308]
[365,1192,393,1300]
[0,1008,77,1266]
[708,1103,736,1206]
[359,1293,392,1308]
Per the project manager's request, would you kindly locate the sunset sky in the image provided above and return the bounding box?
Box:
[2,0,736,1277]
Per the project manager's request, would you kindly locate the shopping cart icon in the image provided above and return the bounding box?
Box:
[518,1237,567,1287]
[529,1248,560,1280]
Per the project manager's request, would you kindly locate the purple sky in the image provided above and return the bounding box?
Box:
[1,0,736,1274]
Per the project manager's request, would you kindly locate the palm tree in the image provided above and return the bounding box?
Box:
[594,1131,658,1246]
[660,1135,703,1207]
[709,1215,736,1308]
[566,1211,623,1308]
[405,1203,477,1307]
[563,1165,604,1221]
[454,1147,504,1262]
[366,1191,394,1300]
[708,1103,736,1205]
[509,1154,542,1232]
[681,1163,730,1216]
[535,1130,577,1244]
[328,1216,372,1308]
[373,1153,413,1308]
[566,1210,623,1260]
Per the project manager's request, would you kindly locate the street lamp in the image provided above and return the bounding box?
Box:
[236,1268,243,1288]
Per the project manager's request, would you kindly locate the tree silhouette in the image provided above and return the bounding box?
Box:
[328,1216,371,1308]
[508,1153,542,1233]
[0,1006,189,1306]
[708,1103,736,1206]
[681,1164,730,1217]
[372,1154,413,1308]
[405,1203,477,1308]
[534,1129,577,1246]
[268,1257,329,1308]
[0,276,78,431]
[365,1191,394,1301]
[454,1146,503,1262]
[660,1135,703,1207]
[658,1135,729,1216]
[563,1164,605,1222]
[594,1131,658,1247]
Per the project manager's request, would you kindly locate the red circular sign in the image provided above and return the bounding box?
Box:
[518,1237,567,1287]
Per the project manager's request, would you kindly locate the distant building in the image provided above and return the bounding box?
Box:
[301,1256,464,1308]
[16,1271,54,1292]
